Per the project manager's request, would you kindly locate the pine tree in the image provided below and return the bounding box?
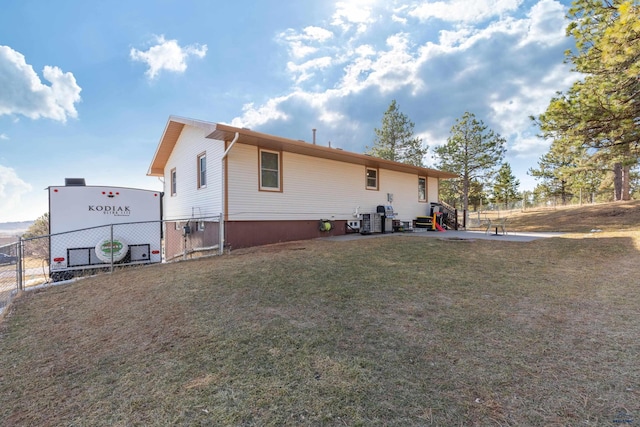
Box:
[433,112,506,214]
[366,100,427,166]
[492,163,520,209]
[536,0,640,200]
[528,141,576,205]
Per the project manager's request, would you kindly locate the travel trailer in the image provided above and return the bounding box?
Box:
[48,179,162,281]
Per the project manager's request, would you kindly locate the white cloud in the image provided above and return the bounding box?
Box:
[521,0,567,46]
[303,26,334,43]
[332,0,377,33]
[409,0,523,24]
[342,33,425,94]
[392,14,408,24]
[0,133,8,140]
[510,134,551,157]
[287,57,334,84]
[0,45,82,122]
[231,96,291,129]
[278,26,334,59]
[231,0,576,187]
[130,35,207,80]
[0,165,32,221]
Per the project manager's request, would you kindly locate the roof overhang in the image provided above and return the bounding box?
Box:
[147,116,218,176]
[148,116,458,179]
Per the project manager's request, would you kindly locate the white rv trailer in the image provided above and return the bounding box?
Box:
[48,179,163,281]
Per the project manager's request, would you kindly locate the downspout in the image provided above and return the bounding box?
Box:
[220,132,240,255]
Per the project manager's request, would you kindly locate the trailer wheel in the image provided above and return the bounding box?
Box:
[95,238,129,263]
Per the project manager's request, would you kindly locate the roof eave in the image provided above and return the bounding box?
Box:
[207,123,458,179]
[147,117,458,180]
[147,116,218,177]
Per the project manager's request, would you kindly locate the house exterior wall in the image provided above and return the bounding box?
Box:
[226,143,440,223]
[164,220,220,261]
[160,124,450,251]
[163,126,224,220]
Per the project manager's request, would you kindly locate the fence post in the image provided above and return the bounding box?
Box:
[110,224,114,274]
[219,212,224,256]
[17,238,24,291]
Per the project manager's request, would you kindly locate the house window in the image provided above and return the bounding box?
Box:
[170,168,177,196]
[260,149,281,191]
[418,177,427,201]
[366,167,378,190]
[198,221,205,231]
[197,152,207,189]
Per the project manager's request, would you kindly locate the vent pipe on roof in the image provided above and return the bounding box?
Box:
[312,128,316,145]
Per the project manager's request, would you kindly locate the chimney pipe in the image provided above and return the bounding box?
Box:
[312,128,317,145]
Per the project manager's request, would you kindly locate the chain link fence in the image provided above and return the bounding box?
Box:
[0,242,20,316]
[0,217,221,316]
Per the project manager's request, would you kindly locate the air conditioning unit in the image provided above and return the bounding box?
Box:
[360,213,382,234]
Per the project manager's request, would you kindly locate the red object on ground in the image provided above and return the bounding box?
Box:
[435,222,445,232]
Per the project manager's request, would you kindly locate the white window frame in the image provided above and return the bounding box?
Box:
[366,167,378,190]
[259,149,281,191]
[170,168,177,196]
[418,176,427,202]
[197,152,207,189]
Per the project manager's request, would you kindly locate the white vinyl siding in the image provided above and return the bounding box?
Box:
[226,144,441,223]
[428,178,439,206]
[163,126,224,220]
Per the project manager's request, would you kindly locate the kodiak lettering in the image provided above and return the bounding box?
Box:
[88,205,131,215]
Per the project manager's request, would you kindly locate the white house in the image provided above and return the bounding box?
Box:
[148,116,457,257]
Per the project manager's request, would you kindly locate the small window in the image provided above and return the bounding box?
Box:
[170,168,177,196]
[418,177,427,201]
[260,149,281,191]
[366,167,378,190]
[198,221,205,231]
[197,153,207,189]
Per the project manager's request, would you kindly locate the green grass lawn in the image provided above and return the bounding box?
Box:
[1,230,640,425]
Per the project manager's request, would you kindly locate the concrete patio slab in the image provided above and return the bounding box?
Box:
[320,229,565,243]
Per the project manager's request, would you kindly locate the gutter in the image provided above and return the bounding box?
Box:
[219,132,240,255]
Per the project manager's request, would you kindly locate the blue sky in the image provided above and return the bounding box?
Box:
[0,0,578,222]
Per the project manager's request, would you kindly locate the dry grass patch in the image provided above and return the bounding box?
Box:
[487,199,640,233]
[1,228,640,425]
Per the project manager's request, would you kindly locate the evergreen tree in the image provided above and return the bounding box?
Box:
[366,100,427,166]
[536,0,640,200]
[22,213,49,260]
[492,163,520,209]
[528,141,576,205]
[433,112,506,214]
